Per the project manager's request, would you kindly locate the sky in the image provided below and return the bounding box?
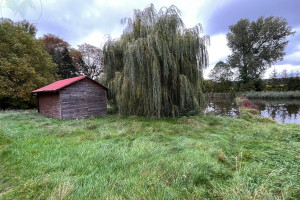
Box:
[1,0,300,78]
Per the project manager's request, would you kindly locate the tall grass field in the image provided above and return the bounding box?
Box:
[0,110,299,199]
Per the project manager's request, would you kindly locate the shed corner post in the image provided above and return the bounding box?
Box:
[37,94,40,113]
[59,91,63,120]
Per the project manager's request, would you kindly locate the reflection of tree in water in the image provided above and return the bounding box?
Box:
[251,99,300,123]
[204,98,239,117]
[267,104,283,121]
[206,98,300,123]
[286,104,300,118]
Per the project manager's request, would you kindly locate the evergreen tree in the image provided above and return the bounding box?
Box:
[77,56,89,76]
[59,47,77,78]
[270,67,278,79]
[103,4,209,117]
[269,67,279,90]
[42,34,78,79]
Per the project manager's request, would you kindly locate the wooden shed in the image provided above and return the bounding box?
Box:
[32,75,108,119]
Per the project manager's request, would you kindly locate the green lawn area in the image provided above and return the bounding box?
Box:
[0,110,299,199]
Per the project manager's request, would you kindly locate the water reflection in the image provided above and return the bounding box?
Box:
[205,98,300,124]
[204,98,239,117]
[251,99,300,124]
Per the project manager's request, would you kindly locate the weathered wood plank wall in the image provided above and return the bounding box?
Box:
[38,93,61,118]
[59,79,107,119]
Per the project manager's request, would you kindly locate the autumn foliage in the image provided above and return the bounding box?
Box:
[236,96,259,110]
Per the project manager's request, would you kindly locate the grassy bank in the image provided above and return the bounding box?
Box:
[0,110,299,199]
[243,91,300,99]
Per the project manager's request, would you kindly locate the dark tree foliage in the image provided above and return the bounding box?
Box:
[103,4,209,117]
[203,80,236,93]
[69,48,82,70]
[42,34,78,79]
[227,17,295,87]
[77,57,89,76]
[59,47,77,78]
[287,77,300,91]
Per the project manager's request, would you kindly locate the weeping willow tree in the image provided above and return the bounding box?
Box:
[103,4,209,117]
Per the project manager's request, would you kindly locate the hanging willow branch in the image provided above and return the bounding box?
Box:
[103,4,209,117]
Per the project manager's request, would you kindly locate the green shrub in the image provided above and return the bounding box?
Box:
[243,91,300,99]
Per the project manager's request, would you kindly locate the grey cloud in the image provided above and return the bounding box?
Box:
[25,0,300,68]
[202,0,300,66]
[36,0,131,46]
[205,0,300,35]
[278,33,300,66]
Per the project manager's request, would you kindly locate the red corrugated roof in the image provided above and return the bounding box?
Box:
[32,75,87,93]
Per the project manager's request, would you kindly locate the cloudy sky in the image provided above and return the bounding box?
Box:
[1,0,300,78]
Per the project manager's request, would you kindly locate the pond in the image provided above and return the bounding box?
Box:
[204,98,300,124]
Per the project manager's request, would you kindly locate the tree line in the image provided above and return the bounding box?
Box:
[0,5,297,117]
[204,76,300,93]
[0,18,103,108]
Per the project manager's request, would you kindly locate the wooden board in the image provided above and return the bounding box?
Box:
[38,93,61,119]
[59,78,107,119]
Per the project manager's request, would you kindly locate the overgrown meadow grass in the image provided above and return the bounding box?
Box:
[0,110,299,199]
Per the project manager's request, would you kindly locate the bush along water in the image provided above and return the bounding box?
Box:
[235,96,276,123]
[242,91,300,99]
